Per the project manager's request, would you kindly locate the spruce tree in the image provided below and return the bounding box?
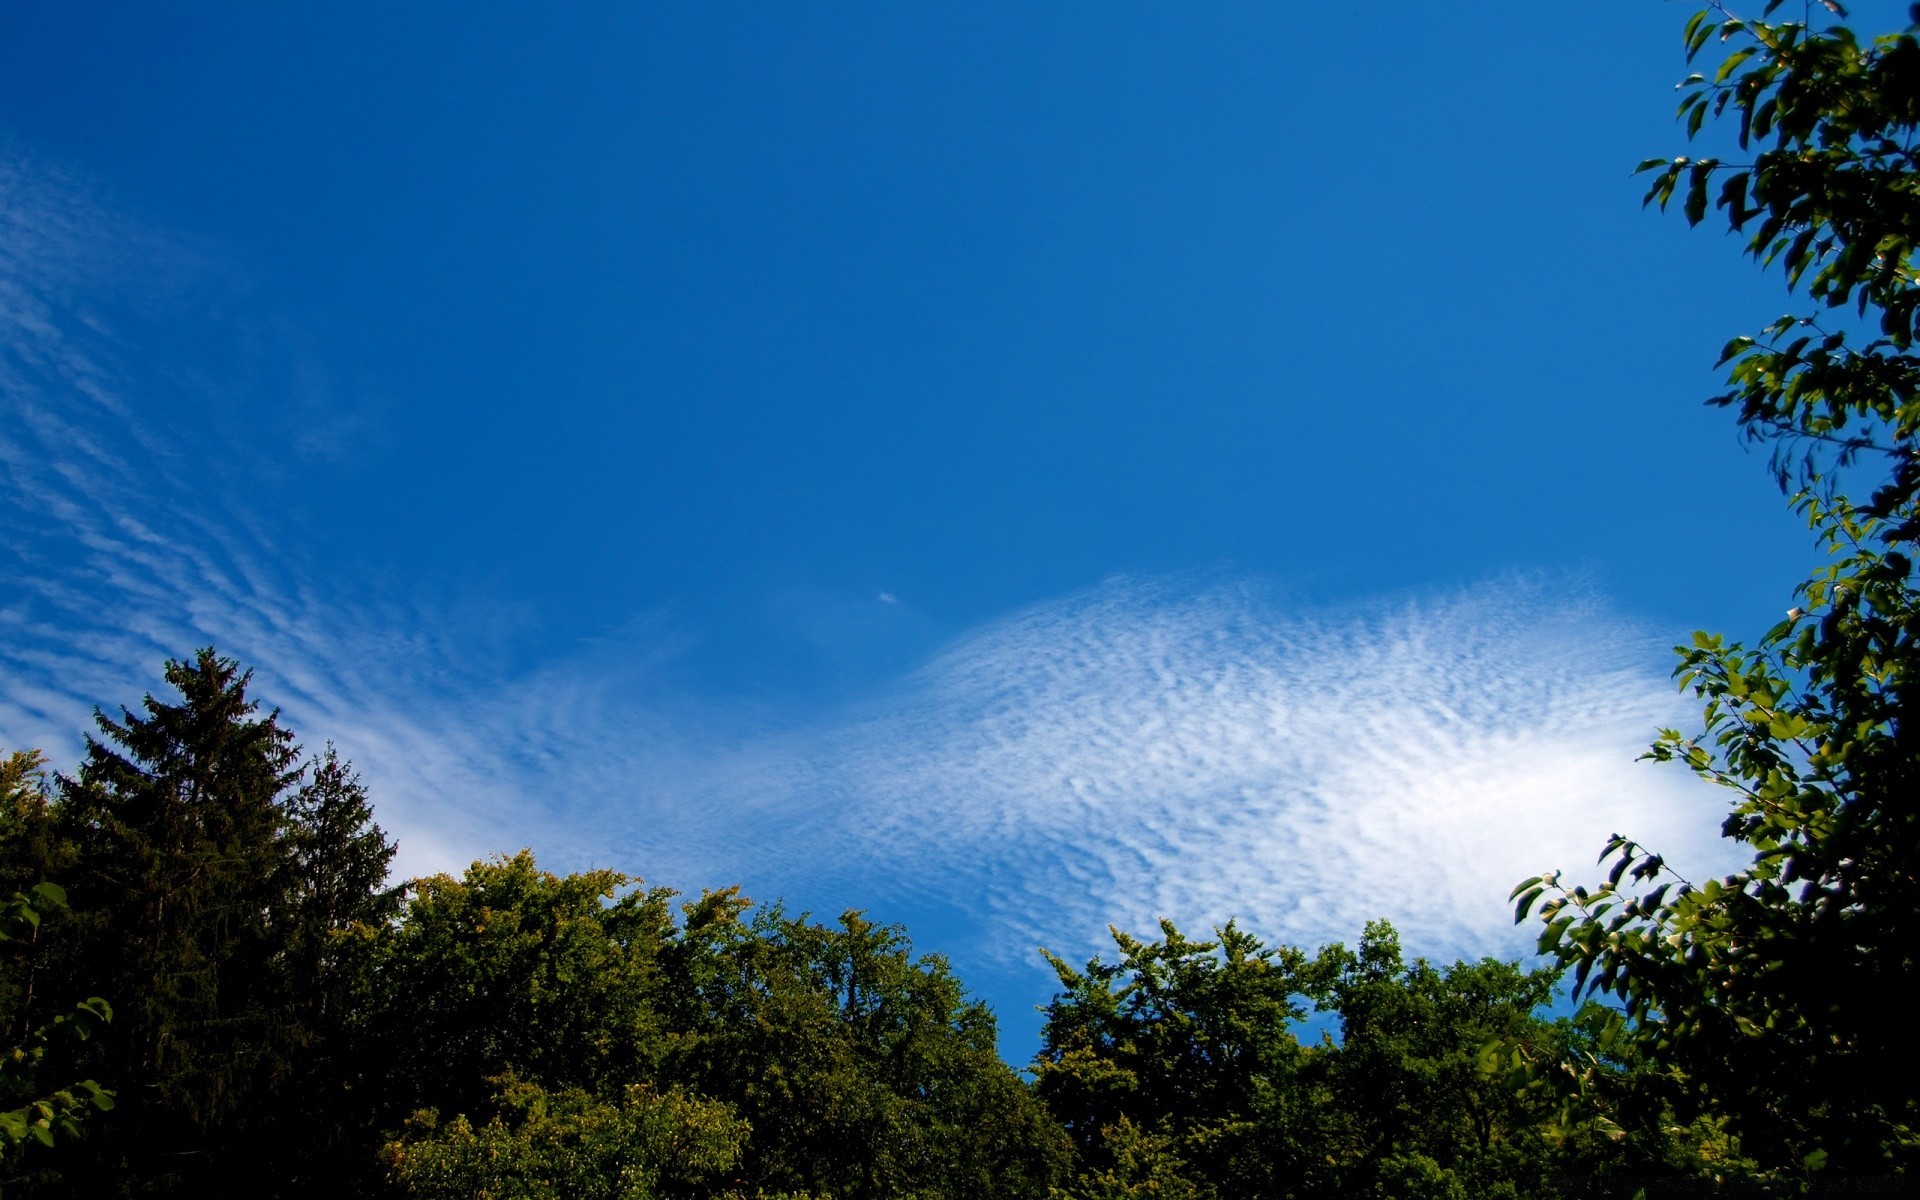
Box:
[42,649,357,1196]
[262,746,398,1197]
[281,746,397,1006]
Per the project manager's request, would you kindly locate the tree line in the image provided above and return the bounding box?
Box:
[5,4,1918,1196]
[0,651,1773,1199]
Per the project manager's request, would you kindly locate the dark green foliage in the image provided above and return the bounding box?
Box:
[1035,919,1614,1200]
[0,878,112,1167]
[282,747,399,979]
[660,900,1067,1200]
[1304,923,1556,1195]
[0,754,68,913]
[6,660,1072,1198]
[52,649,304,1187]
[1520,5,1920,1177]
[255,748,401,1195]
[1035,920,1317,1198]
[0,650,397,1198]
[0,751,66,1074]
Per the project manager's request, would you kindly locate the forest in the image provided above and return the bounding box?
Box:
[4,6,1918,1198]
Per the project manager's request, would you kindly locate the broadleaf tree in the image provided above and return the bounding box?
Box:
[0,877,113,1167]
[1517,1,1920,1175]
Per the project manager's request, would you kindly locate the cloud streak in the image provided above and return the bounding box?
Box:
[1,152,1742,1012]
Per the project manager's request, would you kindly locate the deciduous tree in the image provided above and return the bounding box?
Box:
[1516,3,1920,1174]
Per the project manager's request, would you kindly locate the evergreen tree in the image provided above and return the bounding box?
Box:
[35,649,394,1197]
[48,650,300,1193]
[248,747,399,1197]
[282,747,398,975]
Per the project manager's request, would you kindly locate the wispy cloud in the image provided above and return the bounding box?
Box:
[1,151,1742,1005]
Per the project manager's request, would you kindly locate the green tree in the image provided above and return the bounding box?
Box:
[250,747,400,1196]
[0,752,70,1081]
[360,851,678,1131]
[655,897,1067,1200]
[34,650,395,1197]
[1303,923,1567,1200]
[281,746,399,983]
[1516,2,1920,1176]
[1034,920,1316,1200]
[363,852,1068,1200]
[1035,921,1582,1200]
[1054,1118,1213,1200]
[0,754,69,917]
[48,650,303,1193]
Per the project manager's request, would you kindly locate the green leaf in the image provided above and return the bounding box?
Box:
[1715,46,1758,84]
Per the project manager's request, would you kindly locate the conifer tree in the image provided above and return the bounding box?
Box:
[280,746,397,1005]
[42,649,387,1196]
[249,748,400,1197]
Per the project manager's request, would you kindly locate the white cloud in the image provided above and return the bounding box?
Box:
[697,576,1741,967]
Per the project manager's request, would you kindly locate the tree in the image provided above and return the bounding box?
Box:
[1516,2,1920,1176]
[0,752,114,1187]
[360,851,677,1133]
[248,746,401,1196]
[1302,922,1568,1199]
[36,649,395,1197]
[281,746,399,981]
[1034,921,1586,1200]
[1034,920,1317,1200]
[362,851,1069,1200]
[655,897,1067,1200]
[48,650,302,1192]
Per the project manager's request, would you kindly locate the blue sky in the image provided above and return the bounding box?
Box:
[0,3,1859,1050]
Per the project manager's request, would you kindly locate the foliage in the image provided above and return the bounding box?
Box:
[0,876,112,1164]
[656,898,1068,1200]
[253,746,402,1195]
[1034,919,1314,1199]
[1303,922,1568,1199]
[360,851,677,1128]
[1517,1,1920,1176]
[1034,920,1608,1200]
[362,851,1070,1200]
[5,659,1071,1197]
[52,647,307,1179]
[1050,1118,1213,1200]
[383,1077,747,1200]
